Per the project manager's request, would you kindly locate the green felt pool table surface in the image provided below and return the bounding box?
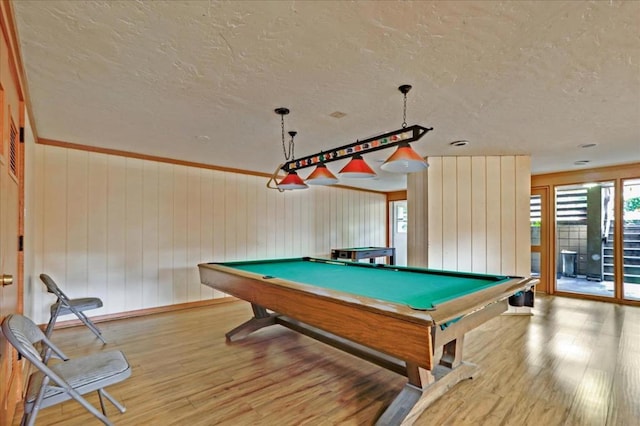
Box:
[217,257,512,310]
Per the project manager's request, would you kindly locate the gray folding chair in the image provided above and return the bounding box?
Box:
[40,273,106,343]
[1,314,131,426]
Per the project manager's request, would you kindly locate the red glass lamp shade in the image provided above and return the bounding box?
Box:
[306,163,339,185]
[339,154,376,178]
[278,170,308,190]
[380,142,428,173]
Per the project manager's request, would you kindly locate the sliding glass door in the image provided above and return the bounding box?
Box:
[555,182,615,297]
[533,162,640,304]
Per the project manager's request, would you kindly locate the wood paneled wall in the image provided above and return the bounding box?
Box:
[408,156,531,277]
[28,144,386,324]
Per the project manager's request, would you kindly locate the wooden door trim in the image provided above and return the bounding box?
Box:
[531,187,551,294]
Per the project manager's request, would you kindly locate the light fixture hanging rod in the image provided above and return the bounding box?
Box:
[281,124,433,173]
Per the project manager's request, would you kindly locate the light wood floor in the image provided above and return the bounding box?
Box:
[13,295,640,426]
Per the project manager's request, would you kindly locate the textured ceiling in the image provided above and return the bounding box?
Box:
[12,0,640,191]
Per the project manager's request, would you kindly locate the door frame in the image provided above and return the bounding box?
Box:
[531,187,551,293]
[1,2,28,422]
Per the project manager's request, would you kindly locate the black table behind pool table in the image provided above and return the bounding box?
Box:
[331,246,396,265]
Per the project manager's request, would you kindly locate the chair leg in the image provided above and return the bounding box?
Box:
[26,375,51,426]
[98,389,107,415]
[62,304,106,343]
[68,391,114,426]
[25,412,36,426]
[44,305,62,338]
[99,389,127,413]
[75,311,107,344]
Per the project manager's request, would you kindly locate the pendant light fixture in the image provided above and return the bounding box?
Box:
[380,142,429,173]
[267,85,433,191]
[339,154,376,178]
[306,162,339,185]
[380,85,428,173]
[277,169,307,190]
[266,108,308,191]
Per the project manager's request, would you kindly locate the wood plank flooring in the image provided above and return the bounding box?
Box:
[13,295,640,425]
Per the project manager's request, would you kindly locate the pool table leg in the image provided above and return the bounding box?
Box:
[439,335,464,369]
[376,360,476,426]
[225,304,278,342]
[376,336,474,426]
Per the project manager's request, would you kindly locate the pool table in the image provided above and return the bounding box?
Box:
[198,257,537,425]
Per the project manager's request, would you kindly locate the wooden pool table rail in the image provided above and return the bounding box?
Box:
[199,262,435,368]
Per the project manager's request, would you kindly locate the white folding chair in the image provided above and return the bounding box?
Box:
[1,314,131,426]
[40,273,106,343]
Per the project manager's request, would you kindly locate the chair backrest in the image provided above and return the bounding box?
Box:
[2,314,49,365]
[40,273,70,302]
